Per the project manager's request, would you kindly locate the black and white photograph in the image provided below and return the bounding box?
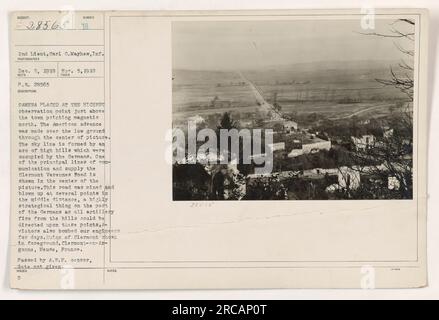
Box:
[172,18,415,201]
[4,6,432,295]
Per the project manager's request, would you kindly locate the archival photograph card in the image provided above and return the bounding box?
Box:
[9,9,428,289]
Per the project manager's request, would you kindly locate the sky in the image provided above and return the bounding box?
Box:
[172,19,415,70]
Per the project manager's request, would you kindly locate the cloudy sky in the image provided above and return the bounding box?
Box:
[172,19,414,70]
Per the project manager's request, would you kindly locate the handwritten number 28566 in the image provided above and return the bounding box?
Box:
[26,20,62,30]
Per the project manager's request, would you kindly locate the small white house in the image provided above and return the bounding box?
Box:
[384,128,394,139]
[268,142,286,152]
[284,120,298,133]
[187,115,205,125]
[351,135,375,150]
[302,139,331,154]
[287,149,304,158]
[388,176,401,190]
[338,167,361,190]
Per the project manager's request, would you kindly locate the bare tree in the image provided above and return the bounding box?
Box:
[361,19,415,100]
[333,19,416,199]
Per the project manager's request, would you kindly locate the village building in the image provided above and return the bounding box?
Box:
[383,127,394,139]
[351,134,375,150]
[187,114,205,125]
[286,134,331,158]
[337,166,362,190]
[262,118,298,133]
[302,137,331,154]
[388,176,401,190]
[283,120,298,133]
[288,148,304,158]
[268,142,286,152]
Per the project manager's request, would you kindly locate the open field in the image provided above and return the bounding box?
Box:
[173,61,411,125]
[173,70,256,110]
